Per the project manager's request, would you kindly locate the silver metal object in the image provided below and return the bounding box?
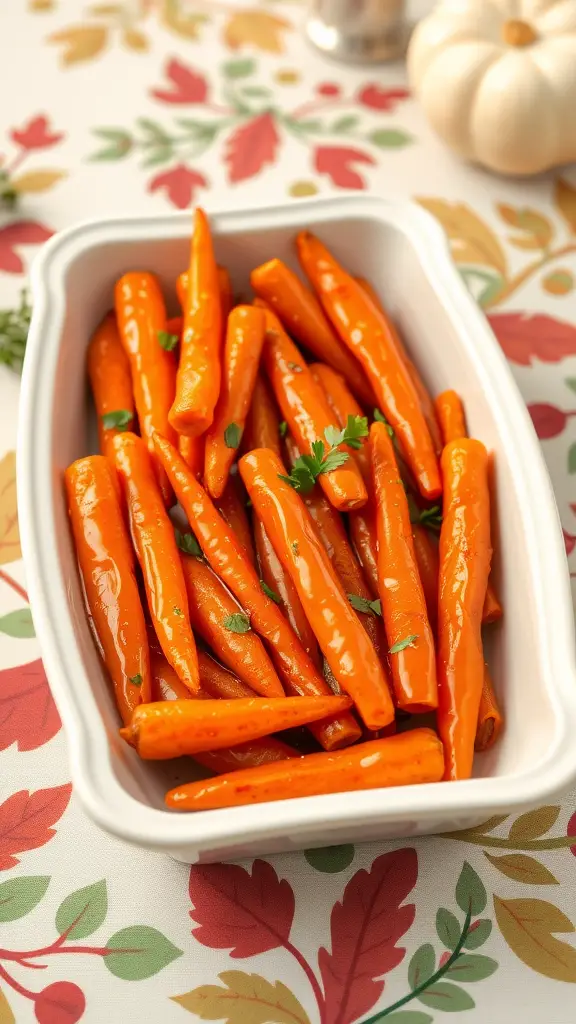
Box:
[305,0,409,64]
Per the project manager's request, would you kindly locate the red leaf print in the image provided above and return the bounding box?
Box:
[568,811,576,855]
[564,529,576,556]
[148,164,208,210]
[0,658,61,752]
[317,82,341,97]
[0,783,72,870]
[314,146,375,191]
[318,848,417,1024]
[488,312,576,366]
[151,58,208,104]
[528,402,570,440]
[10,114,64,150]
[0,221,53,275]
[225,112,279,184]
[357,85,410,111]
[189,859,295,956]
[34,982,85,1024]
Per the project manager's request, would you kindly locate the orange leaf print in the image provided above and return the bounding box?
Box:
[48,24,108,65]
[11,170,67,194]
[418,198,508,276]
[172,971,312,1024]
[0,453,20,567]
[494,896,576,982]
[223,10,291,53]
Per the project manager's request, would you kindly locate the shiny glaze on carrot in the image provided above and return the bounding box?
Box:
[239,448,395,730]
[242,373,283,457]
[349,504,379,599]
[250,257,374,407]
[260,303,367,512]
[178,265,233,321]
[170,208,222,437]
[65,456,151,723]
[112,432,200,692]
[214,475,256,565]
[180,553,285,698]
[114,271,177,503]
[178,434,204,478]
[253,514,321,667]
[297,231,441,500]
[204,305,266,499]
[166,728,444,809]
[475,664,503,753]
[120,694,352,759]
[411,522,439,633]
[355,275,442,456]
[87,312,135,460]
[310,362,370,483]
[437,439,492,780]
[152,432,359,750]
[371,421,438,713]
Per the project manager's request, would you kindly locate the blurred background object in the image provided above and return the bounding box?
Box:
[305,0,410,63]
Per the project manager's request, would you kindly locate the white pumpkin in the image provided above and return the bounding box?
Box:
[408,0,576,175]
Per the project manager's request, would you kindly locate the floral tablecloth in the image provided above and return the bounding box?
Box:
[1,1,576,1021]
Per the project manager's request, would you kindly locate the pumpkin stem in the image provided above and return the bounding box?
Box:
[502,18,537,47]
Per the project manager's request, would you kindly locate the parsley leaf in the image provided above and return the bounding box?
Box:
[278,420,288,438]
[129,673,142,687]
[373,408,394,437]
[278,415,368,493]
[157,330,179,352]
[223,612,251,633]
[347,593,382,616]
[173,606,184,617]
[224,422,242,449]
[102,409,133,431]
[291,540,299,556]
[419,505,443,531]
[260,580,281,603]
[175,529,202,557]
[389,634,418,654]
[0,289,31,373]
[287,361,303,373]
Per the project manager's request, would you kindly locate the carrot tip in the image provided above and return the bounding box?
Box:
[119,725,136,747]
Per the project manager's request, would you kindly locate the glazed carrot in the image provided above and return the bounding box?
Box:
[214,476,256,565]
[297,232,441,500]
[438,438,492,780]
[170,208,222,437]
[114,271,177,504]
[178,266,233,321]
[411,523,439,633]
[180,553,285,698]
[166,728,444,809]
[152,433,360,750]
[355,275,442,456]
[87,312,135,461]
[120,694,352,759]
[260,304,368,512]
[310,362,370,483]
[239,448,395,729]
[166,315,183,338]
[65,456,151,723]
[251,258,374,407]
[371,421,438,713]
[178,434,204,479]
[204,305,266,499]
[113,432,200,693]
[349,505,379,599]
[150,646,195,702]
[435,390,467,445]
[434,390,502,625]
[242,373,282,457]
[253,514,321,667]
[475,664,504,753]
[283,434,387,665]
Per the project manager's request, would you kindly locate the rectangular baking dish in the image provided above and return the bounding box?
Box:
[18,196,576,863]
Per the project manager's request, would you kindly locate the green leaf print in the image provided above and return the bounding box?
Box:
[304,845,355,873]
[455,862,487,916]
[436,908,461,950]
[0,609,35,638]
[56,880,108,939]
[104,925,183,980]
[445,954,498,982]
[0,876,50,922]
[418,981,475,1012]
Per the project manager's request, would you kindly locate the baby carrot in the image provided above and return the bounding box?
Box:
[253,514,321,667]
[438,439,492,780]
[180,552,285,698]
[166,727,444,809]
[411,522,439,633]
[178,266,233,321]
[355,275,442,456]
[150,646,194,702]
[260,304,367,512]
[349,505,379,599]
[371,421,438,713]
[178,434,204,479]
[114,271,177,504]
[152,433,360,750]
[113,432,200,693]
[239,448,395,729]
[87,312,135,461]
[242,373,283,457]
[297,231,441,500]
[250,258,374,408]
[214,476,256,565]
[120,694,352,759]
[170,208,222,437]
[434,391,502,625]
[65,455,150,723]
[310,362,370,482]
[204,305,266,499]
[475,664,504,753]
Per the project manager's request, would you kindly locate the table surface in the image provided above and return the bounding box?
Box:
[1,2,576,1022]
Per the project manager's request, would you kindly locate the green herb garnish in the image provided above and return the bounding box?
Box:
[224,422,242,449]
[129,674,142,687]
[287,361,303,373]
[0,289,31,372]
[223,612,251,633]
[278,420,288,438]
[373,408,394,437]
[347,593,382,617]
[173,606,183,617]
[389,634,418,654]
[291,540,299,556]
[418,505,443,531]
[102,409,133,431]
[278,415,368,493]
[260,580,281,604]
[157,330,178,352]
[175,529,202,557]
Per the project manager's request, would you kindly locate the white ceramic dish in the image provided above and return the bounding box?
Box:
[18,196,576,864]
